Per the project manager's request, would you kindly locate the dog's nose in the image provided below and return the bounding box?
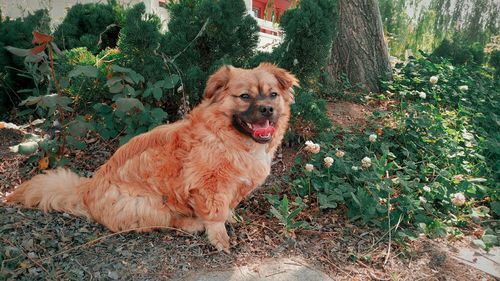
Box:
[259,105,274,117]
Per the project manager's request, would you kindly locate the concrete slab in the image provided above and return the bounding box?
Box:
[453,246,500,279]
[181,258,332,281]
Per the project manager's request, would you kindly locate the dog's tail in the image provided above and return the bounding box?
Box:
[5,168,90,217]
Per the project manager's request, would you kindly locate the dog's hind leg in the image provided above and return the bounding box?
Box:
[172,217,205,233]
[86,184,173,232]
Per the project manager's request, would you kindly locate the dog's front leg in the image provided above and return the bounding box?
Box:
[190,190,231,253]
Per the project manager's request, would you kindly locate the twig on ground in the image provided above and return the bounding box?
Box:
[42,225,196,262]
[368,269,391,281]
[384,213,403,265]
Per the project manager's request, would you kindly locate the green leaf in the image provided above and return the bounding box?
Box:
[110,65,133,73]
[153,87,163,101]
[115,97,144,112]
[150,108,167,121]
[143,88,152,98]
[108,82,124,94]
[124,85,135,96]
[106,76,122,87]
[66,136,87,150]
[318,193,338,209]
[68,65,99,78]
[280,195,289,214]
[68,118,92,137]
[270,206,285,223]
[288,207,302,221]
[351,192,362,208]
[162,74,180,89]
[5,46,31,57]
[491,202,500,216]
[20,94,73,112]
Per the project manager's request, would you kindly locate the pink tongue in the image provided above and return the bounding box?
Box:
[252,120,276,138]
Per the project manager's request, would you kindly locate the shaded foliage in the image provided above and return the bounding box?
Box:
[432,38,485,65]
[53,1,121,54]
[0,10,50,113]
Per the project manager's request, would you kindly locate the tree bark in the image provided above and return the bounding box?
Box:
[327,0,392,93]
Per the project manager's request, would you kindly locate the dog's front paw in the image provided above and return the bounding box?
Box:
[205,222,230,253]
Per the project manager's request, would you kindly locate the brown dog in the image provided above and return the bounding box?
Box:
[5,63,298,252]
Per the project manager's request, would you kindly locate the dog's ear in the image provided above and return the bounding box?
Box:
[204,65,232,100]
[258,63,299,103]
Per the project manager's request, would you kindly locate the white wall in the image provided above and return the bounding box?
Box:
[0,0,169,30]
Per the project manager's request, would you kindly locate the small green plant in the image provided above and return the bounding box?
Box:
[0,9,51,112]
[93,64,177,144]
[269,195,309,237]
[6,31,93,168]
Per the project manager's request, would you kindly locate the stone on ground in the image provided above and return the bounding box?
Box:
[182,257,332,281]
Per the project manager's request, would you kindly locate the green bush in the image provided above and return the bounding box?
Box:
[287,90,332,143]
[272,0,338,85]
[432,39,485,65]
[162,0,259,104]
[290,55,499,242]
[117,3,164,82]
[53,1,121,54]
[0,10,50,112]
[489,49,500,77]
[57,47,111,108]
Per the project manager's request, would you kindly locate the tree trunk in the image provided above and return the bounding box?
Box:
[327,0,392,93]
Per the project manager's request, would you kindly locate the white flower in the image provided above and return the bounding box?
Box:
[305,163,314,172]
[293,58,299,66]
[451,192,466,206]
[419,91,426,99]
[335,150,345,158]
[458,85,468,91]
[324,156,334,168]
[351,166,359,171]
[429,76,438,85]
[304,141,320,154]
[177,85,184,93]
[310,144,320,154]
[423,185,431,192]
[400,91,406,97]
[361,157,372,168]
[369,134,377,143]
[419,196,427,204]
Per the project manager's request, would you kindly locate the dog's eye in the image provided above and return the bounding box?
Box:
[270,92,278,98]
[240,93,250,99]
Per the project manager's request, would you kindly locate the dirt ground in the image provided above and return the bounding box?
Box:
[0,101,496,280]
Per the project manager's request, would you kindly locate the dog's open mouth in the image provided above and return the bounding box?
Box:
[233,117,276,143]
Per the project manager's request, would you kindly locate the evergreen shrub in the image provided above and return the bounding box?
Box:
[163,0,259,104]
[53,1,121,54]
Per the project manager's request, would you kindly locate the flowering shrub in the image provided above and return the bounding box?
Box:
[289,54,499,243]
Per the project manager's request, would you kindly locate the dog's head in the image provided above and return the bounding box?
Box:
[203,63,299,144]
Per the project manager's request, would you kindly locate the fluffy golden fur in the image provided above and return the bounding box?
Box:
[5,63,298,252]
